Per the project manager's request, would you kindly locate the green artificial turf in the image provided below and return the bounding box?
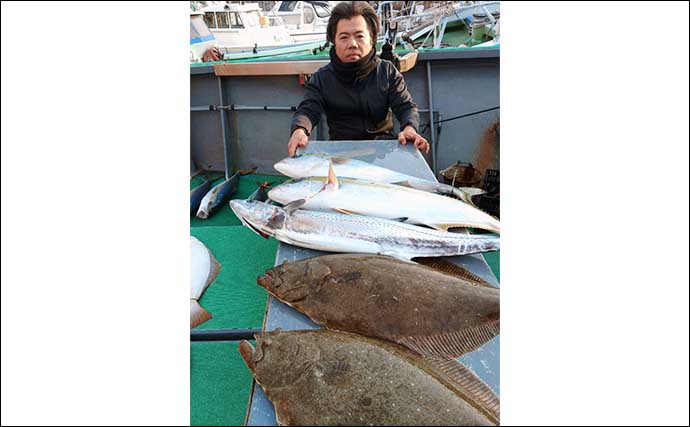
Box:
[190,341,256,426]
[191,226,276,330]
[190,173,288,228]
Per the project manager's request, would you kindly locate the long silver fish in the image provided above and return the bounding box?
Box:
[229,200,499,260]
[274,153,484,204]
[268,166,500,233]
[190,236,220,328]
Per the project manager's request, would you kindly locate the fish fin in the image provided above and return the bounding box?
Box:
[414,257,496,288]
[238,340,256,371]
[447,187,482,205]
[459,187,485,197]
[422,357,500,424]
[327,159,339,191]
[284,199,306,215]
[396,319,500,359]
[190,300,212,329]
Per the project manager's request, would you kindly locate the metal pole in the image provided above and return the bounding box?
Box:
[217,76,232,180]
[191,328,262,342]
[426,60,437,177]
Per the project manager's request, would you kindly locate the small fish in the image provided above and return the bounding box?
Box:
[190,236,220,328]
[190,179,212,215]
[274,153,484,204]
[258,254,499,358]
[196,166,256,219]
[229,199,499,260]
[268,162,500,233]
[239,329,499,425]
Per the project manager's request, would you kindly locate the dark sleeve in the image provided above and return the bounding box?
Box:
[290,73,325,135]
[387,65,419,132]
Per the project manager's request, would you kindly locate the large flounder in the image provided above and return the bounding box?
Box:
[257,254,499,358]
[239,329,499,426]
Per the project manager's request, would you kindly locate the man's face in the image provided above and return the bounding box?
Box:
[334,15,372,63]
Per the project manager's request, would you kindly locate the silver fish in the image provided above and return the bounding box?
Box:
[229,200,499,261]
[196,166,256,219]
[274,153,484,204]
[190,236,220,328]
[268,169,500,233]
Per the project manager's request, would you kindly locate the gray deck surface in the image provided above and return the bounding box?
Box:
[246,140,499,426]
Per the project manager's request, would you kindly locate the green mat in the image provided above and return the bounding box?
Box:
[191,173,289,228]
[191,341,256,426]
[191,226,277,330]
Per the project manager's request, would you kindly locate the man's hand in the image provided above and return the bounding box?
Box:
[288,128,309,157]
[398,125,429,154]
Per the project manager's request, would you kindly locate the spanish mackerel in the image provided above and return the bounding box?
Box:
[274,153,484,204]
[229,200,499,260]
[268,169,500,233]
[258,254,499,358]
[239,329,500,425]
[196,166,256,219]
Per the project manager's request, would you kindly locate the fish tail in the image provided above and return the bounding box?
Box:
[190,300,212,328]
[452,186,485,205]
[238,340,256,370]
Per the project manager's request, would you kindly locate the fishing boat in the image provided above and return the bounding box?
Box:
[197,2,326,60]
[268,1,337,43]
[190,11,218,63]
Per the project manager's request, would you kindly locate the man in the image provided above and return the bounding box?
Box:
[287,1,429,156]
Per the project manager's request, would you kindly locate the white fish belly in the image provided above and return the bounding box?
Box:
[190,236,211,299]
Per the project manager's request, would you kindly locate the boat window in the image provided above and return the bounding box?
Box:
[230,12,244,28]
[303,5,315,24]
[203,12,216,29]
[216,12,230,29]
[279,1,298,12]
[243,11,260,27]
[313,3,331,18]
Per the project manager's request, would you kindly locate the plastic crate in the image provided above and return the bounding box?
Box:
[476,169,499,218]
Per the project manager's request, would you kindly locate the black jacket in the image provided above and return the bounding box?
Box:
[290,57,419,140]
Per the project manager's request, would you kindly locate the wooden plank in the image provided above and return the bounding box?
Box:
[398,50,419,73]
[213,60,329,76]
